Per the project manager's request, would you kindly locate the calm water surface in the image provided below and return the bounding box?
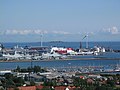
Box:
[0,59,119,70]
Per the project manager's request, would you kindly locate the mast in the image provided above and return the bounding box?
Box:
[80,42,82,49]
[86,35,88,49]
[40,32,43,47]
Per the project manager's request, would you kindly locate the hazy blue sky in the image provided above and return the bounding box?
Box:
[0,0,120,42]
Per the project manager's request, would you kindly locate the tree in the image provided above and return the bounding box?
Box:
[13,77,25,87]
[95,85,107,90]
[4,73,13,80]
[36,88,41,90]
[73,77,87,87]
[20,68,28,73]
[24,74,28,81]
[16,66,21,72]
[30,80,35,86]
[33,66,41,73]
[14,87,19,90]
[107,79,115,87]
[86,86,95,90]
[0,88,4,90]
[27,67,33,73]
[6,79,15,88]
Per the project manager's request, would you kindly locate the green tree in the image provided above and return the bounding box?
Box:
[4,73,13,80]
[0,88,4,90]
[96,85,106,90]
[24,74,28,81]
[52,80,57,86]
[30,80,35,86]
[27,67,33,73]
[33,66,41,73]
[86,86,95,90]
[14,87,19,90]
[20,68,28,73]
[13,77,25,87]
[107,79,115,87]
[115,88,120,90]
[41,87,52,90]
[16,66,21,72]
[73,77,87,87]
[6,79,15,88]
[36,88,41,90]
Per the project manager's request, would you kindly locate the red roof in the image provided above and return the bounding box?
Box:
[18,86,36,90]
[36,85,44,89]
[55,86,67,90]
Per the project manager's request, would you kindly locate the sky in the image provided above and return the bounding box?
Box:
[0,0,120,42]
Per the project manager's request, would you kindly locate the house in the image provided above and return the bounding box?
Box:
[55,86,78,90]
[18,86,36,90]
[7,86,36,90]
[87,78,94,84]
[36,85,44,90]
[55,86,67,90]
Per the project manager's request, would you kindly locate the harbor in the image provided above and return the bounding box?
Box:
[0,41,119,61]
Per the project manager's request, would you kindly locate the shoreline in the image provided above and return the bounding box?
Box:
[0,57,120,63]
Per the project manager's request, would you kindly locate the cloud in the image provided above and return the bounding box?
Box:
[33,30,48,34]
[0,29,95,36]
[5,30,33,35]
[102,26,119,35]
[0,29,97,39]
[51,31,71,35]
[6,30,19,35]
[3,29,48,35]
[111,27,119,34]
[0,29,71,35]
